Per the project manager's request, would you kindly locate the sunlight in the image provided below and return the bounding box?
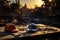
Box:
[29,0,44,9]
[35,0,44,7]
[20,0,44,9]
[49,0,52,2]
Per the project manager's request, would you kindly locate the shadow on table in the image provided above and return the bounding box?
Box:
[10,31,36,38]
[0,32,12,37]
[0,31,35,38]
[8,32,60,40]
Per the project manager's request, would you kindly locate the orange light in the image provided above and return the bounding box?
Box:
[49,0,52,2]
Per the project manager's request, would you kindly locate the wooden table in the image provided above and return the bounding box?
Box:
[0,24,60,40]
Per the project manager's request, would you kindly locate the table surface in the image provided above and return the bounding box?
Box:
[0,24,60,40]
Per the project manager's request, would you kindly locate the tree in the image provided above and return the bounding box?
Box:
[10,3,19,12]
[30,7,43,20]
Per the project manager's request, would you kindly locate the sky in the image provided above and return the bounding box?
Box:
[20,0,44,9]
[8,0,44,9]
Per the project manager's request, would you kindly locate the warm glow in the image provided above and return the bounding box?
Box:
[49,0,52,2]
[28,0,44,9]
[20,0,44,9]
[35,0,44,7]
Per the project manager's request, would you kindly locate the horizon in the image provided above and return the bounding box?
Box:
[8,0,44,9]
[20,0,44,9]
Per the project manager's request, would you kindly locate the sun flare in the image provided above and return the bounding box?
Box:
[20,0,44,9]
[35,0,44,7]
